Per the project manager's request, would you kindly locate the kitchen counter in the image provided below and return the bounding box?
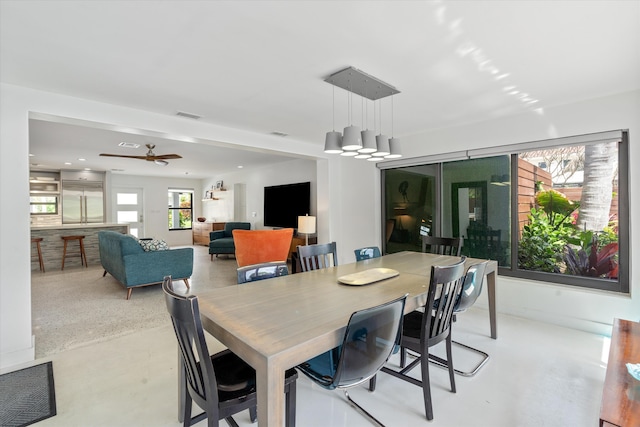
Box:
[31,224,129,271]
[31,223,125,231]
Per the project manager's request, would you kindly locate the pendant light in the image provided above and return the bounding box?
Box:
[324,84,343,154]
[341,81,362,151]
[385,94,402,159]
[373,98,390,157]
[323,67,401,162]
[359,88,377,154]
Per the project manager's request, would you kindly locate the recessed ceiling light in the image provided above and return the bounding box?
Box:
[237,165,244,169]
[118,142,140,149]
[64,162,72,165]
[78,158,86,161]
[29,153,34,157]
[84,167,91,171]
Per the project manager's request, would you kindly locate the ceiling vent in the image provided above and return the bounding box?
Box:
[176,111,201,120]
[118,142,140,149]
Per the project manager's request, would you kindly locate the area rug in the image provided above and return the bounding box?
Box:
[0,362,56,427]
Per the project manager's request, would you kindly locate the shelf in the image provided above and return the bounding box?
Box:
[29,180,60,194]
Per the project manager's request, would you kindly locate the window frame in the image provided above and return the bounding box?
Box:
[378,130,629,294]
[168,189,193,231]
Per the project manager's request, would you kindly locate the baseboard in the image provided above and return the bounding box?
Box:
[0,334,35,371]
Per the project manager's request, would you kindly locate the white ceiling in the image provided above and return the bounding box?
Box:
[2,1,639,178]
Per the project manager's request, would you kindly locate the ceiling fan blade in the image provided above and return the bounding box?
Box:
[99,153,148,159]
[152,154,182,160]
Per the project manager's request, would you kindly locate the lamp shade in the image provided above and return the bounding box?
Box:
[298,215,316,234]
[359,129,377,153]
[385,137,402,158]
[324,131,343,154]
[373,134,390,156]
[342,125,363,151]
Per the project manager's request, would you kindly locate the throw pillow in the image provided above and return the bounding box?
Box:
[139,239,169,252]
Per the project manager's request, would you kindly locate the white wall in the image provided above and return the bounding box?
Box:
[202,158,317,229]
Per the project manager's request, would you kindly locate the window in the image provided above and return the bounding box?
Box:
[30,195,58,214]
[168,189,193,230]
[379,130,628,293]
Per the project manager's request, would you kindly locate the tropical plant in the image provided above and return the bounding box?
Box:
[564,232,619,279]
[518,208,575,273]
[534,187,579,229]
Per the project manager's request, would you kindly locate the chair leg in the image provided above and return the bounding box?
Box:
[343,390,385,427]
[445,335,456,393]
[126,288,132,300]
[400,347,406,368]
[182,395,193,427]
[368,374,377,391]
[420,353,434,421]
[249,406,257,423]
[103,269,108,277]
[183,278,190,289]
[429,340,490,377]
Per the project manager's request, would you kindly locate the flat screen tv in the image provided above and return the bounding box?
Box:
[264,182,311,229]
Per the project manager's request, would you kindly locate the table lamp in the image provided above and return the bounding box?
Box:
[297,214,316,246]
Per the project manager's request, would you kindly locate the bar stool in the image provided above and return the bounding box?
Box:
[61,235,87,270]
[31,237,45,272]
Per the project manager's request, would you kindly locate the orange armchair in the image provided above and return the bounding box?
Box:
[232,228,294,267]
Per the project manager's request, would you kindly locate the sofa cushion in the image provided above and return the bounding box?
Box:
[139,239,169,252]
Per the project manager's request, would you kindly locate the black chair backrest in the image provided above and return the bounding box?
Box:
[297,242,338,272]
[455,261,489,313]
[163,277,218,405]
[237,262,289,284]
[354,246,381,261]
[333,294,407,389]
[422,236,463,256]
[424,259,466,344]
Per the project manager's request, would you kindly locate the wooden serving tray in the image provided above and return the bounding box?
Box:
[338,268,400,286]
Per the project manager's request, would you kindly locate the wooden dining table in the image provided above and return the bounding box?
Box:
[190,251,498,426]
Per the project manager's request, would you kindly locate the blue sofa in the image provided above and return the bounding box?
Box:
[209,222,251,260]
[98,231,194,299]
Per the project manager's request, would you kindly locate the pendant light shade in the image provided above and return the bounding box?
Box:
[340,150,358,157]
[324,131,343,154]
[359,129,377,153]
[354,153,372,159]
[373,134,390,156]
[342,125,362,151]
[385,137,402,158]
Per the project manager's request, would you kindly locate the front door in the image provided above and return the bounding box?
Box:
[113,188,144,237]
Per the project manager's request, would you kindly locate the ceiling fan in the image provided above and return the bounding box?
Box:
[100,144,182,166]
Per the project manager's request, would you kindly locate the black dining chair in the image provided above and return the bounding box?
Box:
[297,294,407,427]
[354,246,381,261]
[421,236,463,256]
[237,261,289,284]
[163,276,298,427]
[430,260,490,377]
[297,242,338,271]
[380,259,466,421]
